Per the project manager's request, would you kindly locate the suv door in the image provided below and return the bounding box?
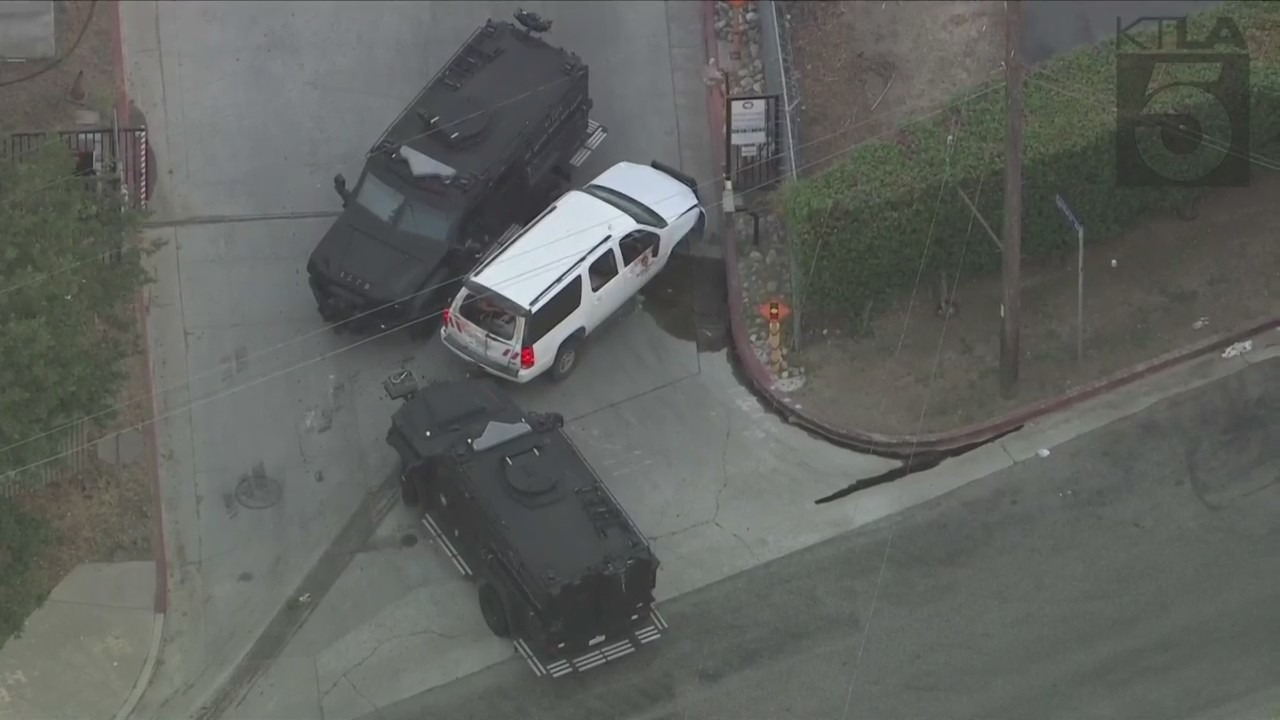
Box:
[616,229,662,297]
[584,245,627,331]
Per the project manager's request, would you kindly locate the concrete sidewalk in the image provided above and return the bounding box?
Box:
[0,562,162,720]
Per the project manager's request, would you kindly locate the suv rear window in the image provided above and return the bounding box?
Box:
[458,289,519,341]
[582,185,666,228]
[526,276,582,345]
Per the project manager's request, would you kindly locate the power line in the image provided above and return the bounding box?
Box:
[0,79,1004,469]
[0,81,1005,485]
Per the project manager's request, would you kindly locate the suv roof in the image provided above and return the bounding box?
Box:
[466,189,629,310]
[388,379,653,587]
[367,20,587,203]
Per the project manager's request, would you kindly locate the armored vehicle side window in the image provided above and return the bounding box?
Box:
[619,230,659,266]
[527,275,582,344]
[582,184,667,229]
[588,248,619,292]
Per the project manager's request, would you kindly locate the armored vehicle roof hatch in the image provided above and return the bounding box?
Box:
[366,18,590,208]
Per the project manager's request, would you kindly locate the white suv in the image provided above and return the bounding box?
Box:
[440,160,704,383]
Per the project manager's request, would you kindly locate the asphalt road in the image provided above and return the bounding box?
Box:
[365,357,1280,720]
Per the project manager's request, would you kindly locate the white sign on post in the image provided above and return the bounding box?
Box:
[729,98,768,147]
[1055,193,1086,363]
[1055,193,1084,235]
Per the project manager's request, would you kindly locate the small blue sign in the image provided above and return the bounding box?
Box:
[1055,193,1084,234]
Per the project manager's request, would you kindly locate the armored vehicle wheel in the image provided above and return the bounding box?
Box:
[399,475,419,507]
[550,336,582,383]
[478,581,512,638]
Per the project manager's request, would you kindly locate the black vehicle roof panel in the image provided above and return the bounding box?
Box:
[380,21,584,182]
[389,380,652,585]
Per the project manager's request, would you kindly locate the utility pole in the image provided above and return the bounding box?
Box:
[999,0,1024,399]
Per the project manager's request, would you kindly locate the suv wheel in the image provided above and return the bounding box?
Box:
[550,336,582,382]
[478,581,511,638]
[687,209,706,244]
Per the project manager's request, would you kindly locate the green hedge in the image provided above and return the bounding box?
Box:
[781,0,1280,324]
[0,498,52,646]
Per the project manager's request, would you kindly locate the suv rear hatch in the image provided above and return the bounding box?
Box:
[443,283,527,376]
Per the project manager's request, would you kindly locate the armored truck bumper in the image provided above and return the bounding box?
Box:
[307,271,435,334]
[516,608,669,678]
[418,507,668,679]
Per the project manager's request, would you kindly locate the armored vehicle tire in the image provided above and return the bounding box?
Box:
[478,581,512,638]
[409,270,452,340]
[550,336,582,383]
[399,475,419,507]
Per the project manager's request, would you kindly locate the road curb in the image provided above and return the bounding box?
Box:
[113,0,167,620]
[112,612,165,720]
[702,1,1280,460]
[113,3,168,718]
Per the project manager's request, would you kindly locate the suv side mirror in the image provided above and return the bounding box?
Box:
[333,173,350,206]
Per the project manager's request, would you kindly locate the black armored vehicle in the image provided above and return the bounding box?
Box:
[308,11,607,335]
[384,371,667,678]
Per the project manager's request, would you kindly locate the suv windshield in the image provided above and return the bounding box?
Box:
[582,184,666,228]
[353,171,452,240]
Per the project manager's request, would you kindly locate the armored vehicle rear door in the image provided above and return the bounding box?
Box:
[556,556,657,641]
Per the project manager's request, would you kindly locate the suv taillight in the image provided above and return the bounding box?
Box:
[441,308,451,327]
[520,347,535,369]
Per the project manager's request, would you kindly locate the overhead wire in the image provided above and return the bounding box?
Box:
[0,80,1007,484]
[0,72,1004,469]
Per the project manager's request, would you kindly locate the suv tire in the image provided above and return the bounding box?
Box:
[478,581,512,638]
[550,336,582,382]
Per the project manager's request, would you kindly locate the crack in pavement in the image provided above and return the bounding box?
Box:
[711,413,760,562]
[650,412,737,543]
[318,628,462,702]
[344,675,379,715]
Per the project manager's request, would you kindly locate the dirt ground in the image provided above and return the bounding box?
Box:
[786,172,1280,435]
[1,2,154,605]
[763,0,1279,436]
[786,0,1004,176]
[0,0,118,133]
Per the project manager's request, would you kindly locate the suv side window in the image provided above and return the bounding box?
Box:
[588,249,620,292]
[526,275,583,344]
[618,230,660,267]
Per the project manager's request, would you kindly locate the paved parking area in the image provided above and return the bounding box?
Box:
[120,2,897,717]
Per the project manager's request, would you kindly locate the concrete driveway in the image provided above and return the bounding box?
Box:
[120,2,898,718]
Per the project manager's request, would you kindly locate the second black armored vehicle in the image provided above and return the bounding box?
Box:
[383,372,666,678]
[307,12,607,335]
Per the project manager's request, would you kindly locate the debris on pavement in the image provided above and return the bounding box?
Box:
[1222,340,1254,359]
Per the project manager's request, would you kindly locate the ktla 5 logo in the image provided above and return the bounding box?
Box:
[1114,15,1251,188]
